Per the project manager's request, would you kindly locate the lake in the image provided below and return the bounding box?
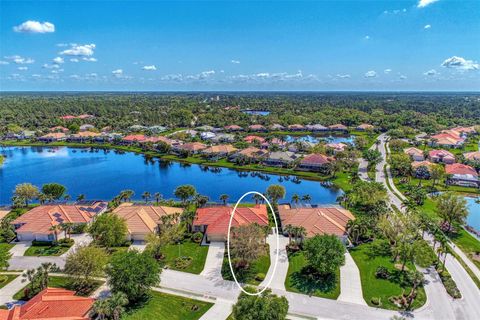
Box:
[465,196,480,233]
[0,146,342,205]
[241,110,271,116]
[285,135,355,144]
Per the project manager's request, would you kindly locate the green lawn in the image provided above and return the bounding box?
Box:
[160,240,209,274]
[0,242,14,251]
[222,245,271,285]
[13,276,103,300]
[24,244,71,256]
[0,275,18,289]
[350,242,426,310]
[450,228,480,269]
[285,250,340,299]
[122,291,213,320]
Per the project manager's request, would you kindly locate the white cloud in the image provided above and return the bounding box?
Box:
[365,70,377,78]
[60,44,95,56]
[418,0,439,8]
[231,60,240,64]
[70,58,79,63]
[43,63,60,69]
[142,65,157,71]
[53,57,64,64]
[112,69,123,75]
[0,61,9,65]
[399,75,407,80]
[82,57,97,62]
[384,69,392,74]
[5,55,35,64]
[441,56,479,71]
[13,20,55,33]
[424,69,438,76]
[336,74,351,79]
[424,24,431,29]
[364,35,370,40]
[17,66,28,71]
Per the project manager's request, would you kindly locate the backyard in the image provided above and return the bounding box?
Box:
[160,240,209,274]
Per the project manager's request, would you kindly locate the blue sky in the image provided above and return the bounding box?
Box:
[0,0,479,91]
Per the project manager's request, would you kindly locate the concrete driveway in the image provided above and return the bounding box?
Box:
[338,251,367,305]
[260,234,289,291]
[0,275,27,305]
[8,241,32,257]
[61,233,93,256]
[200,242,225,281]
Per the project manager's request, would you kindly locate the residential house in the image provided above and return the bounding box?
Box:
[248,124,267,132]
[193,205,269,242]
[325,143,347,154]
[129,125,148,132]
[356,123,374,131]
[184,129,198,137]
[270,124,285,131]
[60,115,77,120]
[264,151,298,167]
[428,149,456,164]
[230,147,268,163]
[38,132,67,142]
[148,125,168,133]
[288,124,305,131]
[411,160,435,177]
[244,135,266,144]
[429,131,465,148]
[267,138,288,149]
[112,203,183,241]
[445,163,479,187]
[200,131,216,140]
[328,124,348,132]
[224,125,244,132]
[202,144,238,159]
[77,114,95,119]
[211,133,235,143]
[196,125,215,132]
[49,126,69,133]
[404,147,425,161]
[451,126,476,136]
[287,140,316,153]
[11,202,107,242]
[68,131,101,142]
[0,288,94,320]
[174,142,207,154]
[277,204,355,243]
[297,154,333,172]
[464,151,480,162]
[122,134,147,145]
[79,124,95,132]
[305,124,328,132]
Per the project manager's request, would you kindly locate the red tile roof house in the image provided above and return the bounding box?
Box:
[49,126,69,133]
[243,135,266,144]
[356,123,374,131]
[296,154,334,172]
[38,132,67,142]
[67,131,101,143]
[0,288,94,320]
[270,124,285,131]
[193,205,269,242]
[277,204,355,243]
[451,126,476,136]
[201,144,238,159]
[229,147,269,163]
[59,115,77,120]
[248,124,267,132]
[112,203,183,241]
[429,131,465,148]
[288,124,306,131]
[404,147,425,162]
[428,149,456,164]
[328,124,349,132]
[445,163,479,188]
[325,143,347,154]
[464,151,480,162]
[411,160,435,177]
[11,202,107,242]
[173,142,207,155]
[121,134,147,145]
[224,125,244,132]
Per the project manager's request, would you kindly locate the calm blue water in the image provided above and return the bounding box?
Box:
[465,197,480,232]
[241,110,270,116]
[285,135,355,144]
[0,146,342,205]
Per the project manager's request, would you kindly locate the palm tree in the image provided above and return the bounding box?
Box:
[294,226,307,244]
[220,194,229,205]
[336,193,349,208]
[64,194,71,201]
[142,191,151,203]
[76,194,86,202]
[154,192,162,205]
[38,193,48,205]
[301,194,311,204]
[252,194,263,204]
[120,189,134,202]
[60,222,74,239]
[284,224,294,245]
[49,224,62,244]
[90,299,111,320]
[291,193,300,205]
[109,292,129,320]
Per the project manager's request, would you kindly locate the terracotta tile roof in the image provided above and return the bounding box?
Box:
[325,143,347,151]
[404,147,424,157]
[357,123,374,130]
[113,203,183,235]
[451,126,476,134]
[278,204,354,237]
[300,154,332,165]
[0,288,94,320]
[202,144,238,154]
[122,134,146,142]
[193,205,268,239]
[40,132,66,140]
[224,125,243,131]
[177,142,207,152]
[12,202,107,235]
[431,131,464,145]
[464,151,480,161]
[237,147,268,158]
[71,131,101,138]
[49,126,69,132]
[248,124,266,131]
[445,163,478,176]
[411,160,435,170]
[429,149,455,159]
[288,124,305,130]
[328,124,348,130]
[244,135,265,143]
[60,115,77,120]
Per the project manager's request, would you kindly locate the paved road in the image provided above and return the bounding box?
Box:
[449,242,480,282]
[260,234,289,291]
[0,275,28,306]
[8,256,65,270]
[200,242,225,281]
[338,252,367,306]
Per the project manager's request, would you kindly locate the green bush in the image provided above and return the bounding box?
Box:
[375,266,390,279]
[0,275,8,283]
[71,224,87,234]
[192,232,203,243]
[58,238,74,247]
[371,297,381,306]
[255,273,266,281]
[174,256,193,269]
[32,240,53,246]
[438,269,461,299]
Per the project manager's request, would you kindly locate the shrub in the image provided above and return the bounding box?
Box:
[71,224,87,234]
[371,297,381,306]
[32,240,53,246]
[255,273,266,281]
[174,256,193,269]
[0,275,8,283]
[375,266,390,279]
[438,269,461,299]
[58,238,74,247]
[192,232,203,243]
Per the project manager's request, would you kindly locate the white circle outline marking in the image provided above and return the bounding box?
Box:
[227,191,280,296]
